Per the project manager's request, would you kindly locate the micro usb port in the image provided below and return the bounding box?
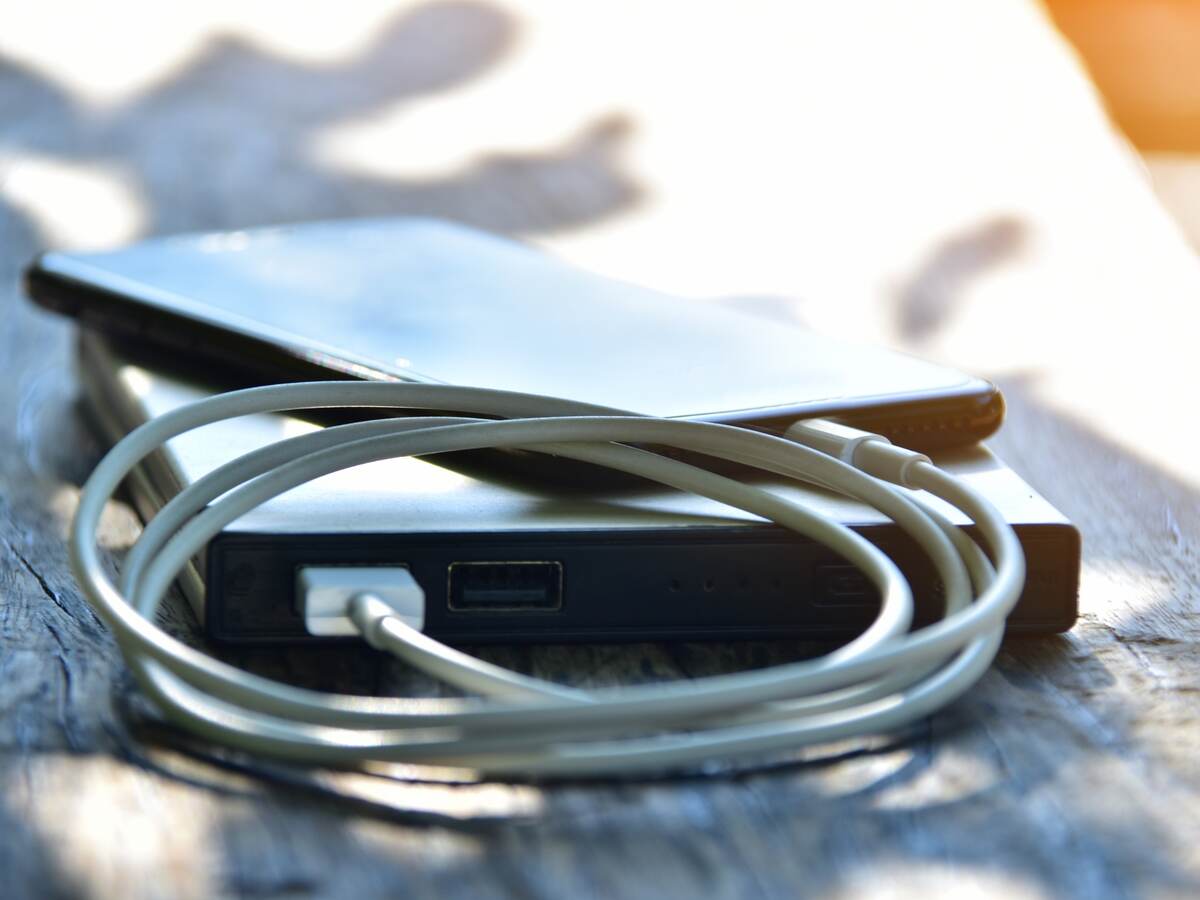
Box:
[814,563,880,607]
[447,562,564,613]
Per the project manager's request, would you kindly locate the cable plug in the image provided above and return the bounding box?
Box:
[784,419,931,488]
[297,566,425,637]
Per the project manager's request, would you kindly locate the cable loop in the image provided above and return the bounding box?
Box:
[70,381,1024,777]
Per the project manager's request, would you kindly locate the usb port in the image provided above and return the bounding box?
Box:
[814,563,879,607]
[447,562,564,613]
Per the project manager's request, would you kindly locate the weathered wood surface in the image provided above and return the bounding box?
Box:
[3,1,1200,897]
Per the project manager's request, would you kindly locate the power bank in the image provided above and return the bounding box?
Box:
[78,331,1079,644]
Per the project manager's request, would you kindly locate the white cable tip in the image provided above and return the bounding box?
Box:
[296,566,425,637]
[784,418,891,465]
[852,441,932,489]
[785,418,930,488]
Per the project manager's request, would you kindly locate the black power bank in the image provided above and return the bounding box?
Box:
[78,331,1079,645]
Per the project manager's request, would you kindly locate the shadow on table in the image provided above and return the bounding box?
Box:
[0,792,77,899]
[1,0,638,243]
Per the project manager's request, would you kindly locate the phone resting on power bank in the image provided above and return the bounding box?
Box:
[26,217,1003,450]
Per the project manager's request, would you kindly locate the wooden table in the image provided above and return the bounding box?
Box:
[3,2,1199,896]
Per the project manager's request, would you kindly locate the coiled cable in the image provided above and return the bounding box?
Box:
[70,381,1024,778]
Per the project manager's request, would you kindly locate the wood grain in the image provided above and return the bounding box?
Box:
[3,1,1200,897]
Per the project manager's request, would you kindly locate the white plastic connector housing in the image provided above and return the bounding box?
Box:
[784,418,889,464]
[784,418,931,488]
[297,566,425,636]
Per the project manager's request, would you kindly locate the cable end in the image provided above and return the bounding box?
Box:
[297,566,425,637]
[784,418,931,487]
[784,418,891,465]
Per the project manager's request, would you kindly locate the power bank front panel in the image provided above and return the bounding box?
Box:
[207,523,1079,644]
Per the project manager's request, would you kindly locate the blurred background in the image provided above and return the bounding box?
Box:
[1045,0,1200,245]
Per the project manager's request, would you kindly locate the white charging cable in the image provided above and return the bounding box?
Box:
[69,381,1024,778]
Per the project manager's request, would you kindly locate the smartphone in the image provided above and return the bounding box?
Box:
[27,217,1003,450]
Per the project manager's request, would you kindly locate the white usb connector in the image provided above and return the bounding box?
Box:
[297,566,425,636]
[785,419,932,488]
